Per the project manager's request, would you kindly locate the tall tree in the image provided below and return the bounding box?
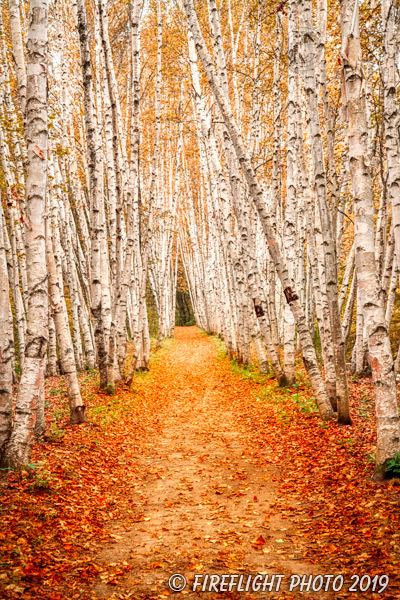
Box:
[75,0,108,389]
[0,202,13,452]
[341,0,400,478]
[183,0,334,420]
[2,0,49,469]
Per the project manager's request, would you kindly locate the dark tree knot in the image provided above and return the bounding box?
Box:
[283,287,299,304]
[252,298,264,317]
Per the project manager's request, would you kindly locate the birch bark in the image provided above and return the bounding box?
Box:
[300,0,351,422]
[46,215,86,423]
[382,0,400,272]
[97,0,126,391]
[0,202,13,451]
[3,0,49,469]
[8,0,27,115]
[183,0,334,419]
[341,0,400,477]
[115,0,143,379]
[128,0,161,379]
[47,314,57,377]
[75,0,108,388]
[284,2,299,385]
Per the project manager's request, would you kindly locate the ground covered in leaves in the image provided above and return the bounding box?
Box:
[0,327,399,600]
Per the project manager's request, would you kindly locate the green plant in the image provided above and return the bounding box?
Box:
[49,422,65,440]
[385,453,400,479]
[292,393,318,415]
[26,462,40,470]
[26,463,54,490]
[365,452,376,471]
[32,469,52,489]
[52,407,68,421]
[209,335,228,360]
[276,407,292,426]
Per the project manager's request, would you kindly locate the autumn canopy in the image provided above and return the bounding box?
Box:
[0,0,400,597]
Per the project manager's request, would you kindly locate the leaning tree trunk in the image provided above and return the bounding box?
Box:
[2,0,49,470]
[183,0,334,420]
[341,0,400,478]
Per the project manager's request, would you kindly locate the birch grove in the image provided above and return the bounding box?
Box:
[0,0,399,480]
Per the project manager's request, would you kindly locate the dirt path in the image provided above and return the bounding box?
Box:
[93,328,332,600]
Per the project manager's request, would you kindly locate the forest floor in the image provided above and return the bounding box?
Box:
[1,327,400,600]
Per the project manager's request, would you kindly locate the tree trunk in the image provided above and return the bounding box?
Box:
[300,0,351,423]
[341,0,400,478]
[46,215,86,424]
[0,203,13,451]
[183,0,334,420]
[8,0,27,115]
[382,0,400,272]
[2,0,49,470]
[75,0,108,389]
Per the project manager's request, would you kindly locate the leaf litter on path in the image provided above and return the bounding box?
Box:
[0,327,399,599]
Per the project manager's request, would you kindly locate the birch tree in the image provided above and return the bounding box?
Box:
[0,202,13,452]
[8,0,26,115]
[341,0,400,477]
[183,0,334,420]
[46,199,86,424]
[2,0,49,469]
[300,0,351,423]
[382,0,400,273]
[75,0,108,389]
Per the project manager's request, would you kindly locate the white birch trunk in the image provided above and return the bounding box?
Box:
[300,0,350,422]
[47,313,57,377]
[0,201,13,451]
[46,217,86,424]
[341,0,400,477]
[284,2,298,385]
[75,0,108,389]
[382,0,400,272]
[183,0,334,419]
[8,0,27,115]
[3,0,49,469]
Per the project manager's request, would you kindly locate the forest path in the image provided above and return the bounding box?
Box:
[94,327,329,600]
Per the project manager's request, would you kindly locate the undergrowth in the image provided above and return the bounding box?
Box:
[209,334,316,416]
[45,337,176,431]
